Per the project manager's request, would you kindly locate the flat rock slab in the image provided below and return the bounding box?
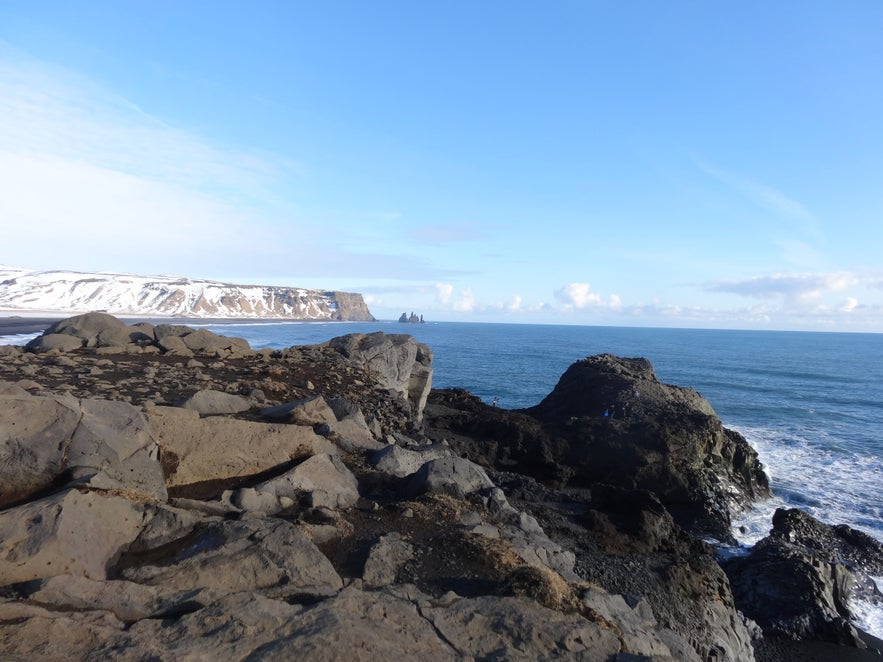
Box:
[0,488,147,583]
[120,518,343,595]
[146,407,337,487]
[174,389,253,415]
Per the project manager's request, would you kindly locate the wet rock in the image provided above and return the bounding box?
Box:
[723,508,883,648]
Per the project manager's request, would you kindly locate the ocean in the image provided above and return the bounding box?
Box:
[3,319,881,633]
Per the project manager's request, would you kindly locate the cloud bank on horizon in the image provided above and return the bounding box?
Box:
[1,3,882,331]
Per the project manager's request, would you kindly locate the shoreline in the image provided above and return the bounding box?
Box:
[0,314,385,339]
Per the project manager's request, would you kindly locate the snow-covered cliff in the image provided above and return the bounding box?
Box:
[0,267,375,321]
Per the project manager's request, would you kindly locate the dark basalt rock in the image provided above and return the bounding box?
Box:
[723,508,883,649]
[427,355,769,541]
[525,354,770,540]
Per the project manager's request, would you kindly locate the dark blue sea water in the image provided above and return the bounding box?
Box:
[3,319,881,630]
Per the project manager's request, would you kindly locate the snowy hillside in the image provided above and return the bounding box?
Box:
[0,268,375,321]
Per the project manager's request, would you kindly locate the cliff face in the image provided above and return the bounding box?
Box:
[0,268,375,321]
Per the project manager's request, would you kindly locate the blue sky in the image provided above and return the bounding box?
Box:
[1,1,882,330]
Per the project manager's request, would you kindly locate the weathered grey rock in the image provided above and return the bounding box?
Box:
[95,326,153,349]
[25,333,84,353]
[152,323,192,340]
[41,312,127,346]
[362,533,414,588]
[68,399,167,501]
[174,389,253,415]
[20,574,219,623]
[179,328,251,356]
[156,334,192,355]
[0,488,147,582]
[369,443,451,478]
[580,586,699,661]
[0,380,30,396]
[120,519,343,596]
[325,397,382,450]
[146,406,337,487]
[260,395,337,426]
[229,453,360,512]
[0,600,128,660]
[402,456,494,498]
[326,332,433,422]
[423,594,624,661]
[0,393,82,507]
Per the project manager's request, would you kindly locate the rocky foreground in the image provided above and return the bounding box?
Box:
[1,313,881,661]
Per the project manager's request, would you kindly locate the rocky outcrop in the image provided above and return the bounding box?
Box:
[526,354,770,540]
[3,313,876,661]
[723,508,883,647]
[326,332,433,424]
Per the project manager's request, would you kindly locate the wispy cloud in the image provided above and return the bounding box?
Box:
[706,272,857,302]
[0,48,462,283]
[695,158,824,243]
[409,222,490,244]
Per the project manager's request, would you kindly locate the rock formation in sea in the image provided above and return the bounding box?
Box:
[0,267,376,320]
[1,312,880,661]
[398,311,424,323]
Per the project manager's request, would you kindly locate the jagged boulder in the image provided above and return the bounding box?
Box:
[723,508,883,647]
[369,443,452,478]
[326,332,433,423]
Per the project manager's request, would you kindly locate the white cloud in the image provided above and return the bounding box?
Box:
[555,283,601,309]
[706,272,858,302]
[435,283,455,305]
[506,295,522,312]
[452,288,476,312]
[554,282,621,311]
